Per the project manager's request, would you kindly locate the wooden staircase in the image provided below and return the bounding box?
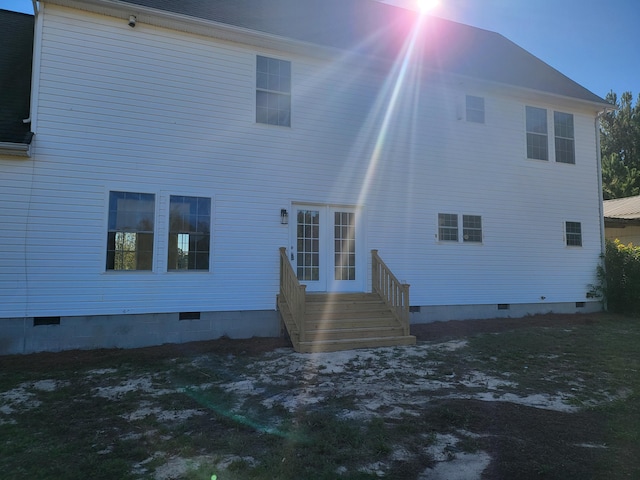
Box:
[278,292,416,353]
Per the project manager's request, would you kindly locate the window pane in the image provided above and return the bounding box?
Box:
[554,111,575,164]
[438,213,458,241]
[463,215,482,243]
[527,133,548,160]
[168,196,211,271]
[466,95,484,123]
[106,192,155,271]
[526,106,547,134]
[566,222,582,246]
[256,55,291,127]
[555,137,575,164]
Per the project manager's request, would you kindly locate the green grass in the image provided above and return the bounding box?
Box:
[1,313,640,479]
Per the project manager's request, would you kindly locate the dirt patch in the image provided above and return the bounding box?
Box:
[0,312,633,479]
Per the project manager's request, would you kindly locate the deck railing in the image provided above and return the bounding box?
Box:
[371,249,410,336]
[279,247,307,342]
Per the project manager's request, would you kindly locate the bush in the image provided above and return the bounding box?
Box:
[598,239,640,315]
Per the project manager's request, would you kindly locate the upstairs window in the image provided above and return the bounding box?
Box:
[462,215,482,243]
[554,111,575,164]
[565,221,582,246]
[438,213,459,241]
[106,192,155,270]
[465,95,485,123]
[256,55,291,127]
[526,106,548,160]
[168,196,211,271]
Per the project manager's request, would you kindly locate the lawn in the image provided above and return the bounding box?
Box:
[1,312,639,479]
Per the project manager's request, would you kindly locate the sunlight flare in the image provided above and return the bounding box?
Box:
[416,0,440,14]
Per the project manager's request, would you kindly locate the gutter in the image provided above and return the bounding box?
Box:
[0,141,32,157]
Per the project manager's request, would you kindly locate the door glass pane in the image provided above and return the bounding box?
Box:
[296,210,320,281]
[334,211,356,281]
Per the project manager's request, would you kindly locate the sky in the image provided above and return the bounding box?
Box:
[2,0,638,101]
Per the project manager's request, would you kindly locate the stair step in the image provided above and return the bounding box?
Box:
[304,326,405,342]
[298,335,417,353]
[306,318,400,330]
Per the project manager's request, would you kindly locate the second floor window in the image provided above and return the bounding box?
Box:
[554,111,575,164]
[466,95,485,123]
[256,55,291,127]
[526,106,548,160]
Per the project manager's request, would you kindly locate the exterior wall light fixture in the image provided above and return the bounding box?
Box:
[280,209,289,225]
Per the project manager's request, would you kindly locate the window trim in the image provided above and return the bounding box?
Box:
[437,213,483,244]
[106,190,157,272]
[465,95,485,124]
[255,54,292,127]
[565,221,583,247]
[167,195,212,272]
[554,111,575,164]
[525,105,549,161]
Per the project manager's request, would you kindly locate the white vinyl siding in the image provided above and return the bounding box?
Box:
[0,4,604,319]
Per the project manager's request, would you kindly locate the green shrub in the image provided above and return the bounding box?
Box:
[598,239,640,315]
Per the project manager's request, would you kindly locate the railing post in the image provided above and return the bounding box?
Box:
[371,249,410,337]
[298,284,306,342]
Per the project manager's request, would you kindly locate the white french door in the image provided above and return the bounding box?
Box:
[289,204,364,292]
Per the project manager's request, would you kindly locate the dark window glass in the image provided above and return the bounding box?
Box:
[438,213,458,241]
[168,196,211,271]
[554,111,575,164]
[526,106,548,160]
[106,192,155,271]
[566,221,582,246]
[256,55,291,127]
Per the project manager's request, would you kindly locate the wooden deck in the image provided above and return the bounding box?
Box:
[277,292,416,353]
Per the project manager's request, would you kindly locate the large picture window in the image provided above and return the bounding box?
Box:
[168,196,211,271]
[256,55,291,127]
[106,191,155,270]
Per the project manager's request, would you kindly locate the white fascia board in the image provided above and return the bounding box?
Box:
[42,0,352,61]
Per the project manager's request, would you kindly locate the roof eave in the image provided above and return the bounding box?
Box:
[0,141,32,157]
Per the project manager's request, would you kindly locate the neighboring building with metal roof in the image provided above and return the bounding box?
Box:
[604,195,640,245]
[0,9,34,156]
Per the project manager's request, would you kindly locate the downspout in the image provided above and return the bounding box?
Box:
[24,1,43,134]
[595,107,613,310]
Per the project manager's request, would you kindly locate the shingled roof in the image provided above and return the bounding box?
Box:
[116,0,608,106]
[0,9,34,147]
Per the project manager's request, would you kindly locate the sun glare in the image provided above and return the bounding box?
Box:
[416,0,440,13]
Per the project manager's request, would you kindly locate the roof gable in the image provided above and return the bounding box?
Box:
[115,0,607,106]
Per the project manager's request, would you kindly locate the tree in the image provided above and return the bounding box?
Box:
[600,91,640,199]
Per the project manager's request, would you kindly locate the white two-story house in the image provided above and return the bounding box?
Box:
[0,0,610,354]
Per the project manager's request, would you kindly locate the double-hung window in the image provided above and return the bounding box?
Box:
[466,95,485,123]
[168,196,211,271]
[462,215,482,242]
[438,213,483,243]
[565,221,582,246]
[526,106,575,163]
[106,191,155,270]
[526,106,548,160]
[554,111,575,164]
[256,55,291,127]
[438,213,459,241]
